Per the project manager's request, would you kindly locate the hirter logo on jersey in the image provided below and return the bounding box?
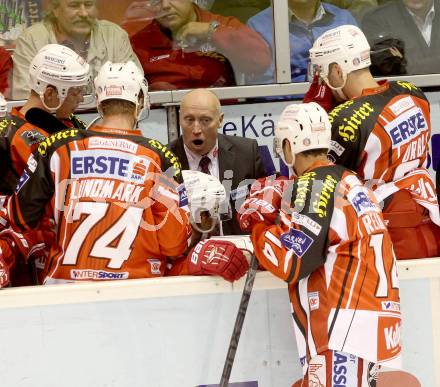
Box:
[280,229,314,257]
[384,106,427,148]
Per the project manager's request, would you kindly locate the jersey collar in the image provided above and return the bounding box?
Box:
[90,125,143,136]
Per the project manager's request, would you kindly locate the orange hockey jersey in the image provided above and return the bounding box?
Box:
[8,126,191,284]
[327,80,430,186]
[252,161,401,374]
[0,108,48,195]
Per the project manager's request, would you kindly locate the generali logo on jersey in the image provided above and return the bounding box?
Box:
[89,137,138,154]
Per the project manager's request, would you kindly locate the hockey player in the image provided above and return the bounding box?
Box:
[239,102,402,386]
[167,170,249,281]
[308,24,440,259]
[0,44,91,286]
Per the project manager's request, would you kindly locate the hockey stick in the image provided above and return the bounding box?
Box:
[219,253,259,387]
[25,108,69,134]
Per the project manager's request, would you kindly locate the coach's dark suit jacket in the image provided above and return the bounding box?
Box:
[168,133,266,235]
[362,0,440,75]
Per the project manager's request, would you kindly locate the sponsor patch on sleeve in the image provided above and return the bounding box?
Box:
[280,228,314,257]
[347,186,379,216]
[15,171,29,193]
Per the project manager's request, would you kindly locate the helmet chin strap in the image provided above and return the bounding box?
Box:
[40,88,66,113]
[323,73,349,101]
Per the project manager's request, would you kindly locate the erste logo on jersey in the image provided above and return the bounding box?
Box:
[384,106,428,148]
[71,150,150,183]
[280,228,314,257]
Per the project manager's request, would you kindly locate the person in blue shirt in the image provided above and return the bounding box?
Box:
[247,0,357,84]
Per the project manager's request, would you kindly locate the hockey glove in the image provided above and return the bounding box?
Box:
[303,74,336,112]
[187,240,249,282]
[0,239,15,288]
[0,229,48,264]
[238,176,289,233]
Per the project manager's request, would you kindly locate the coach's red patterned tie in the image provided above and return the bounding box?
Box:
[199,156,211,175]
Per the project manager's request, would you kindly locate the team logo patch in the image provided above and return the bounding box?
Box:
[147,259,162,275]
[15,171,29,193]
[367,362,379,387]
[308,291,319,311]
[177,184,188,207]
[291,212,322,236]
[308,355,326,387]
[280,228,314,257]
[21,130,46,145]
[26,154,38,173]
[329,140,345,156]
[381,301,400,312]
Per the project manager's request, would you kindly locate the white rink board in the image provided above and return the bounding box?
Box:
[0,260,438,387]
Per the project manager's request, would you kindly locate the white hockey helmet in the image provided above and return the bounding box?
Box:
[274,102,331,167]
[309,25,371,93]
[0,93,7,117]
[182,170,230,233]
[94,61,150,120]
[29,44,91,111]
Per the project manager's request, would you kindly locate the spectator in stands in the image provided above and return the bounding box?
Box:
[362,0,440,75]
[11,0,141,100]
[209,0,270,23]
[247,0,357,84]
[0,47,12,95]
[168,89,266,235]
[326,0,377,21]
[130,0,271,91]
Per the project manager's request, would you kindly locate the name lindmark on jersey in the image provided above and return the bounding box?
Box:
[385,107,427,147]
[337,102,375,143]
[70,179,144,203]
[312,174,338,218]
[38,129,79,156]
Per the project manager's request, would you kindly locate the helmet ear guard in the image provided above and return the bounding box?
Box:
[309,25,371,97]
[274,102,331,169]
[94,61,150,122]
[29,44,91,112]
[181,170,230,234]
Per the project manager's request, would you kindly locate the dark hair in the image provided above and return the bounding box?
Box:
[100,99,136,116]
[300,148,328,158]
